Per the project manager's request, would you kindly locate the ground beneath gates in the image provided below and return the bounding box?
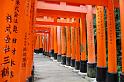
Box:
[34,54,89,82]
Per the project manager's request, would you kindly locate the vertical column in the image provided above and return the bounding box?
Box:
[96,6,107,82]
[54,26,58,60]
[39,34,43,53]
[44,33,47,56]
[0,0,15,82]
[43,34,45,55]
[86,5,96,78]
[106,0,118,82]
[120,0,124,81]
[66,26,71,66]
[57,26,62,62]
[20,0,33,81]
[75,19,80,70]
[50,27,54,58]
[71,27,76,67]
[48,33,50,57]
[61,27,66,65]
[46,33,49,56]
[80,14,87,73]
[34,35,38,53]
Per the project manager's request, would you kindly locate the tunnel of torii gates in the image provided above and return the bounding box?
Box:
[0,0,124,82]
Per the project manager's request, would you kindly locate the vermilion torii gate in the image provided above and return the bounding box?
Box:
[0,0,124,82]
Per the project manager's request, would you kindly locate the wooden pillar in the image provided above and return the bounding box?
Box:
[43,34,45,54]
[61,27,66,65]
[54,26,58,60]
[106,0,118,82]
[46,33,49,56]
[57,26,62,62]
[120,0,124,81]
[19,0,34,82]
[96,6,107,82]
[0,0,16,82]
[39,34,43,53]
[71,27,76,67]
[50,27,54,57]
[80,14,87,73]
[48,33,50,57]
[44,33,47,56]
[86,5,96,78]
[75,19,80,70]
[66,26,71,66]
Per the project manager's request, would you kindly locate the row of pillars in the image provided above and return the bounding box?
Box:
[35,2,124,82]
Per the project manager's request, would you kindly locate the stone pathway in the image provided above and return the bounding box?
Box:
[34,54,89,82]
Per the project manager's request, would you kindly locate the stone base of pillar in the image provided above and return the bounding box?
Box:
[39,48,43,53]
[96,67,107,82]
[43,51,46,55]
[57,54,61,62]
[66,57,71,66]
[54,53,57,60]
[29,76,33,82]
[106,72,118,82]
[80,60,87,73]
[26,67,34,82]
[46,52,50,57]
[87,63,96,78]
[71,59,75,67]
[50,50,54,57]
[34,49,40,54]
[75,61,80,70]
[61,55,66,65]
[120,73,124,82]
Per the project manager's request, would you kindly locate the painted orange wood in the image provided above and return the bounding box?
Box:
[75,19,80,61]
[66,26,71,57]
[86,5,96,63]
[80,14,87,61]
[54,26,58,53]
[96,6,106,67]
[61,27,66,55]
[40,0,119,8]
[40,34,43,49]
[120,0,124,73]
[51,27,54,50]
[71,27,75,60]
[107,0,117,73]
[0,0,15,82]
[57,26,61,55]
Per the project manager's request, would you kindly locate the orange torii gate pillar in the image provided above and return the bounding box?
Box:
[75,19,81,70]
[66,22,71,66]
[106,1,118,82]
[120,0,124,82]
[86,5,96,78]
[61,27,66,65]
[50,27,55,58]
[57,26,62,62]
[53,26,58,60]
[71,26,76,67]
[39,34,43,53]
[80,14,87,73]
[96,6,107,82]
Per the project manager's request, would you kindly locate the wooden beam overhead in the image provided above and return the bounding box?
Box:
[37,0,119,8]
[34,21,79,27]
[33,27,51,31]
[36,9,82,18]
